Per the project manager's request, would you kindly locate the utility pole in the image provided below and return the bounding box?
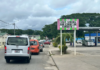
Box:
[13,23,15,35]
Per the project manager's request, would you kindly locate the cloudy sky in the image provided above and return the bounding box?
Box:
[0,0,100,30]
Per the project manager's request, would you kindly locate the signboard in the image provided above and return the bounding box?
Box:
[57,19,79,30]
[85,36,95,40]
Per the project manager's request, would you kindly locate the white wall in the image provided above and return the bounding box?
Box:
[0,34,9,45]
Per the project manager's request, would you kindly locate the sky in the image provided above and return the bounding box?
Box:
[0,0,100,30]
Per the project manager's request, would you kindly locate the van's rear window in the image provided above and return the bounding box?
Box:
[7,37,28,46]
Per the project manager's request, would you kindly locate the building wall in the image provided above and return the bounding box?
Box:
[0,34,9,46]
[29,35,40,40]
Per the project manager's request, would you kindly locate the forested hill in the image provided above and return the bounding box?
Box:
[0,13,100,39]
[60,13,100,27]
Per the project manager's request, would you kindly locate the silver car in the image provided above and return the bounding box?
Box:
[77,40,82,43]
[82,40,95,46]
[5,35,31,63]
[39,41,43,52]
[39,40,45,47]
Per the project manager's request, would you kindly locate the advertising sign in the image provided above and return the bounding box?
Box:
[57,19,79,30]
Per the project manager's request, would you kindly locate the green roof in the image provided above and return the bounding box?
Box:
[0,33,7,36]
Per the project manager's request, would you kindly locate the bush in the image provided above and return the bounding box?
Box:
[59,45,68,54]
[53,42,58,47]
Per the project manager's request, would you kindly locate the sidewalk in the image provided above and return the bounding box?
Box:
[49,43,100,70]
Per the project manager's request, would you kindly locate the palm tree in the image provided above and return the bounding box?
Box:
[54,33,73,53]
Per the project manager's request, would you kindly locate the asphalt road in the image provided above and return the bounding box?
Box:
[0,45,54,70]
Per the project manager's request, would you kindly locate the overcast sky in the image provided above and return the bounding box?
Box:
[0,0,100,30]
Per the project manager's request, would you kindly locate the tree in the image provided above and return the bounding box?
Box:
[24,29,34,35]
[42,13,100,38]
[42,25,53,39]
[54,33,73,53]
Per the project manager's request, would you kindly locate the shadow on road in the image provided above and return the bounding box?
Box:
[7,59,29,64]
[31,53,39,55]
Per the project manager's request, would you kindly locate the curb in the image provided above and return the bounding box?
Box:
[49,50,60,70]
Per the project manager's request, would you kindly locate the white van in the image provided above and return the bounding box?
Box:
[4,35,31,63]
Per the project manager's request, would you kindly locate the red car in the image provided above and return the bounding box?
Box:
[44,40,50,45]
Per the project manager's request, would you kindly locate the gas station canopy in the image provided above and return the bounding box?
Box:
[79,27,100,31]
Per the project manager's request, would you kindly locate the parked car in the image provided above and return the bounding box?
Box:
[5,35,31,63]
[44,40,50,45]
[77,40,82,43]
[30,39,40,54]
[82,40,95,46]
[39,40,45,47]
[39,41,43,52]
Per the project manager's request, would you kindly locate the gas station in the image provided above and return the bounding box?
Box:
[79,27,100,46]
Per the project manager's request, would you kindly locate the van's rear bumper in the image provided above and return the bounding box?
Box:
[5,56,29,59]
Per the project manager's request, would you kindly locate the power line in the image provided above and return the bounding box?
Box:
[0,19,16,35]
[0,19,20,35]
[0,23,12,27]
[15,24,20,29]
[0,20,10,24]
[0,24,12,28]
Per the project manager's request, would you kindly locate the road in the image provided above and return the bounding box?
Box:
[0,45,57,70]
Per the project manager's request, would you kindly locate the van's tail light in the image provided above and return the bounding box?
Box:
[28,47,30,54]
[5,46,7,53]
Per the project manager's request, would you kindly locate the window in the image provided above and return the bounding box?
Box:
[30,41,37,45]
[7,37,28,46]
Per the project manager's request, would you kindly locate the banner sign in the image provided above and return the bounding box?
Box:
[57,19,79,30]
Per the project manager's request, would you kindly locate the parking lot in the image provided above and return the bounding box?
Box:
[67,43,100,55]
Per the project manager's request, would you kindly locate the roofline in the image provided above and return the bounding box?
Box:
[79,27,100,31]
[7,35,29,37]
